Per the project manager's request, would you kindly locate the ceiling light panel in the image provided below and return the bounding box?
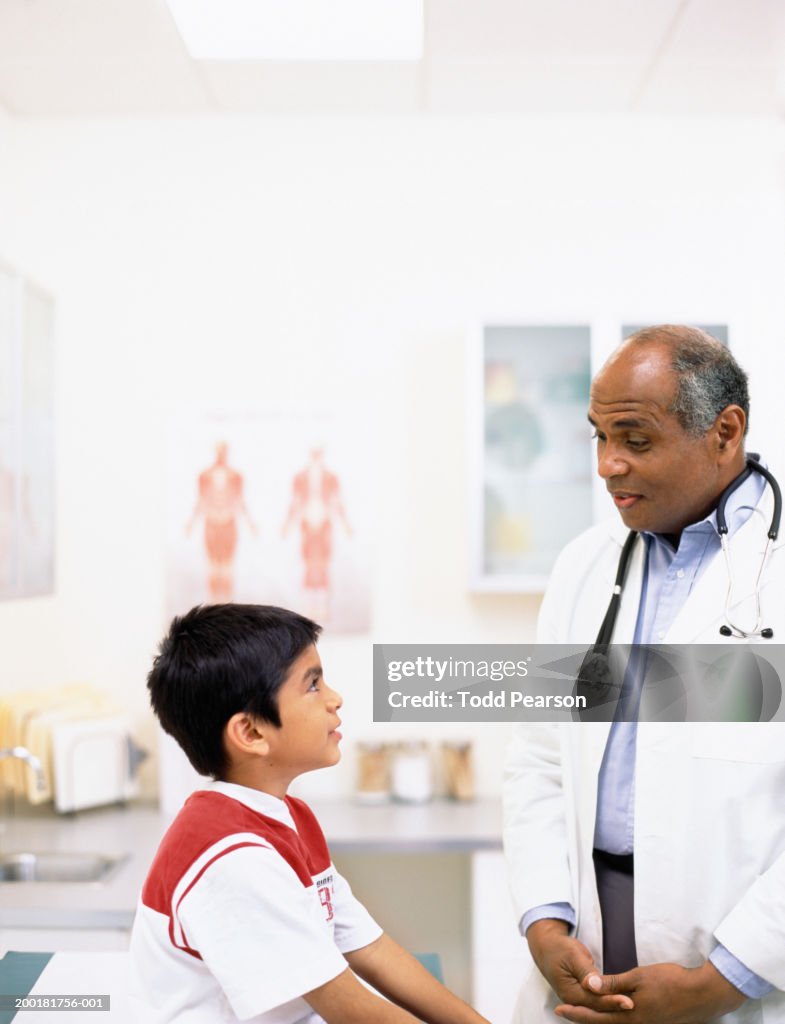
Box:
[165,0,424,61]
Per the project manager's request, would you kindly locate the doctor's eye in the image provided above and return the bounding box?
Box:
[591,430,605,442]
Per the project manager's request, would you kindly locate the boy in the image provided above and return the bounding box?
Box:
[131,604,491,1024]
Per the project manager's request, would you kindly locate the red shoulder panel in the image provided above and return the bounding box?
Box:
[141,792,332,917]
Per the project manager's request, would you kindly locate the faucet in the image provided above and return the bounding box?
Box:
[0,746,47,795]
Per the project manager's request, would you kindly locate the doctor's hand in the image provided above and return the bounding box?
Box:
[554,960,747,1023]
[526,920,634,1014]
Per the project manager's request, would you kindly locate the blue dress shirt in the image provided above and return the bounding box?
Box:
[522,466,773,999]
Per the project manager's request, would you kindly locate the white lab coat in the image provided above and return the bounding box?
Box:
[503,483,785,1024]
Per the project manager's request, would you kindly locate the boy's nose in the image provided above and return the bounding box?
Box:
[326,685,343,710]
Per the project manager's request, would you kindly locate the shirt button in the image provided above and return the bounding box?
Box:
[676,569,685,579]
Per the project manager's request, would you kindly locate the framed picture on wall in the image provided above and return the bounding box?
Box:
[469,324,593,592]
[0,266,55,601]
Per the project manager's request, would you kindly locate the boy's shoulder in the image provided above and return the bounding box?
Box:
[142,790,331,917]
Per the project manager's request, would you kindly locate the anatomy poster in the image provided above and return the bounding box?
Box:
[166,416,372,633]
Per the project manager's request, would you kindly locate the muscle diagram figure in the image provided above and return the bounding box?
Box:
[281,447,352,621]
[186,442,257,602]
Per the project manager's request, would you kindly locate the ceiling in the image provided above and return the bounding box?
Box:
[0,0,783,117]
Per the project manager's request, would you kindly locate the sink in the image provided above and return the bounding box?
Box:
[0,851,128,883]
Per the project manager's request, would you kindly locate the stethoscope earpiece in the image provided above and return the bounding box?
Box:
[718,624,773,638]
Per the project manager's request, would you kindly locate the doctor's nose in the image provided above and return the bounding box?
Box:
[596,445,630,480]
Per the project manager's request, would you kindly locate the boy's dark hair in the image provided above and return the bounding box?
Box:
[148,604,322,779]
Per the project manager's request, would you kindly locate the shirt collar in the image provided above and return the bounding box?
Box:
[201,779,296,828]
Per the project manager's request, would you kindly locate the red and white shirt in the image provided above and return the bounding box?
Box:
[130,781,382,1023]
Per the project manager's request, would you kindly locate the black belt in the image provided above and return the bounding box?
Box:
[593,848,634,876]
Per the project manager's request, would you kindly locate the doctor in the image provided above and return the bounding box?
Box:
[503,325,785,1024]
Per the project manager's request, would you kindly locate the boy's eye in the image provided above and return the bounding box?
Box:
[308,679,320,692]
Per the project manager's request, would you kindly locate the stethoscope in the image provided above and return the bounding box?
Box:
[597,454,782,644]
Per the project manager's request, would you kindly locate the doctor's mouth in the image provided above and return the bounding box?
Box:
[609,491,644,510]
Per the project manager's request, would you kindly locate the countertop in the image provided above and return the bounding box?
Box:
[0,797,502,930]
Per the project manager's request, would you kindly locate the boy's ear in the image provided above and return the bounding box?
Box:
[224,712,272,758]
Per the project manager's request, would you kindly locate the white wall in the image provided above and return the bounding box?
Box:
[1,112,784,800]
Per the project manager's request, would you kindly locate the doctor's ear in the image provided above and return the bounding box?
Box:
[223,712,271,758]
[713,405,745,459]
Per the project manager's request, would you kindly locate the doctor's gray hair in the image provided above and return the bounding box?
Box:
[626,325,750,438]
